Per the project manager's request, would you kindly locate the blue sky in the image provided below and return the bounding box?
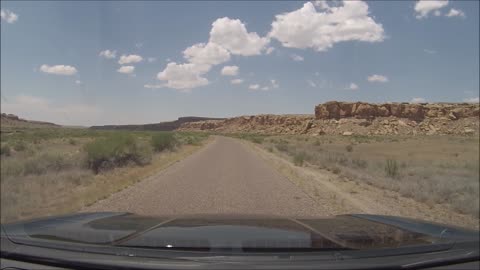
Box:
[1,0,479,126]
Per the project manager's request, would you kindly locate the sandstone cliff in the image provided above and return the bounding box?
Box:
[178,102,479,136]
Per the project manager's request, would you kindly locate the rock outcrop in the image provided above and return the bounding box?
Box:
[315,101,479,121]
[178,102,479,136]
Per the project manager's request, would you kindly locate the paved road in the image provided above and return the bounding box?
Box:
[85,136,324,217]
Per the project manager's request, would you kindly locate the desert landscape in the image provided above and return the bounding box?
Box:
[1,101,479,229]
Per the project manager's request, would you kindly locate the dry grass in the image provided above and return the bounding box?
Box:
[1,128,210,223]
[259,135,480,218]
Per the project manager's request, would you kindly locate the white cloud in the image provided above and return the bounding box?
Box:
[144,84,164,89]
[346,83,358,90]
[117,66,135,74]
[157,62,209,90]
[75,80,82,84]
[261,86,270,90]
[118,54,143,65]
[290,54,304,61]
[1,94,101,126]
[446,8,465,18]
[40,65,77,76]
[209,17,269,56]
[424,49,437,54]
[248,84,260,90]
[221,65,239,76]
[411,97,426,103]
[307,80,317,87]
[99,49,117,59]
[135,42,143,48]
[147,57,157,63]
[464,97,479,103]
[265,47,275,55]
[231,78,244,84]
[270,79,279,89]
[183,42,230,66]
[1,9,18,24]
[367,74,389,83]
[269,1,385,51]
[414,0,448,19]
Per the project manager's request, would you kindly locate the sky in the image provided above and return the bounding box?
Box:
[1,0,479,126]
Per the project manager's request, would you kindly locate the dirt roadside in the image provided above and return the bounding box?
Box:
[244,140,480,230]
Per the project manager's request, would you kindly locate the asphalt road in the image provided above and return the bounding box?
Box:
[85,136,324,217]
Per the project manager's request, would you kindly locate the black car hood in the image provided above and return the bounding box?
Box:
[2,213,478,252]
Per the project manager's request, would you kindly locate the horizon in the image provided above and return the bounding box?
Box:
[1,1,479,126]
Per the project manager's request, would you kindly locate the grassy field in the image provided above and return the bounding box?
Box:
[0,127,209,223]
[233,133,480,219]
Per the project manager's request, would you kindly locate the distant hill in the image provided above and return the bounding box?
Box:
[1,113,60,129]
[89,116,226,131]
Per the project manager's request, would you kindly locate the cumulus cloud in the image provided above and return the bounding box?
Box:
[464,97,479,103]
[270,79,279,89]
[367,74,389,83]
[265,47,275,55]
[446,8,465,18]
[183,42,230,66]
[0,94,101,126]
[40,65,77,76]
[1,9,18,24]
[269,1,385,52]
[210,17,269,56]
[158,16,270,90]
[411,97,426,103]
[75,80,82,85]
[290,54,304,61]
[221,65,239,76]
[118,54,143,65]
[414,0,448,19]
[99,49,117,59]
[248,84,260,90]
[144,84,164,89]
[307,80,317,87]
[117,66,135,74]
[157,62,209,90]
[231,78,244,84]
[346,83,358,90]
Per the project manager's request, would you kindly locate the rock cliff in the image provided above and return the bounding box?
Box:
[178,102,479,136]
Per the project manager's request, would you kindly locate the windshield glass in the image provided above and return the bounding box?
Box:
[1,0,479,256]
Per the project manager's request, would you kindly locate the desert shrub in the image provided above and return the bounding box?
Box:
[345,145,354,152]
[68,138,77,145]
[293,152,307,167]
[332,166,341,174]
[351,158,368,169]
[385,159,399,178]
[267,146,274,152]
[250,136,264,144]
[13,141,27,152]
[313,140,321,146]
[275,143,288,152]
[1,144,11,156]
[151,132,177,152]
[85,134,152,173]
[23,153,71,175]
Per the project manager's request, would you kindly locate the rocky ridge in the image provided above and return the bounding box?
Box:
[178,102,479,136]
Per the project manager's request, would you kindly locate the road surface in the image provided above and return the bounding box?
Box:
[85,136,325,217]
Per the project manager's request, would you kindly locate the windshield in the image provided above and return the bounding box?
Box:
[1,0,479,259]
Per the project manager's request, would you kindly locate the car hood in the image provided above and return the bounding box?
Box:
[2,212,478,251]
